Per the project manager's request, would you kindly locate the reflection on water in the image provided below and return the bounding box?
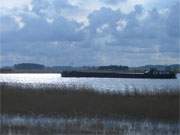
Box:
[0,74,179,134]
[0,73,179,91]
[1,115,179,135]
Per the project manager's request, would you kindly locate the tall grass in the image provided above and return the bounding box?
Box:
[0,83,179,121]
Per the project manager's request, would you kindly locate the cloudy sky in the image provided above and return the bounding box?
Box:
[0,0,179,66]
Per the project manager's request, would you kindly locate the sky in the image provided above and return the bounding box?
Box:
[0,0,179,66]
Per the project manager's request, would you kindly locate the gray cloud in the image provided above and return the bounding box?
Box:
[101,0,126,5]
[2,15,84,42]
[1,1,180,66]
[0,16,19,32]
[166,2,180,37]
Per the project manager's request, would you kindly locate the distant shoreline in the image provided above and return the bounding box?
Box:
[1,63,180,73]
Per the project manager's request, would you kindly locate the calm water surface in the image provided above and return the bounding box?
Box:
[0,73,179,91]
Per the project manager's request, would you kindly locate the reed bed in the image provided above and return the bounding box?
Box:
[0,83,179,121]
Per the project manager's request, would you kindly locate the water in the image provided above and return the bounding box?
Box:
[1,115,179,135]
[0,73,179,91]
[0,74,179,134]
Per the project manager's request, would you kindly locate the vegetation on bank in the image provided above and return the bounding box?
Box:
[0,63,180,73]
[0,83,179,121]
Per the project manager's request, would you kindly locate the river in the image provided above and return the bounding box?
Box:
[1,73,179,134]
[0,73,179,91]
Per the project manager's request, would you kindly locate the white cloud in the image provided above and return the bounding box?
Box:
[13,16,25,29]
[116,19,127,31]
[0,0,32,9]
[96,23,109,33]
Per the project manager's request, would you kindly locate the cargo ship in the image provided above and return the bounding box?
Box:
[61,69,176,79]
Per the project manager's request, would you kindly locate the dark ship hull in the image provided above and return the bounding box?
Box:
[61,71,176,79]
